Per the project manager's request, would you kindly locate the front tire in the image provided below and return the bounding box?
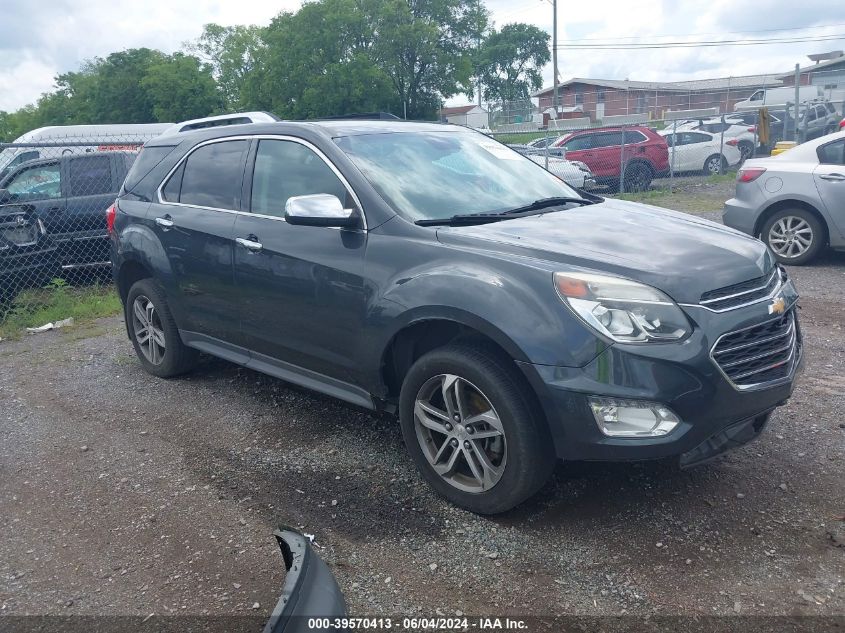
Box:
[126,278,198,378]
[398,344,555,515]
[761,209,826,265]
[703,154,724,175]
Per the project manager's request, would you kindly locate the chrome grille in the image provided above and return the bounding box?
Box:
[700,267,783,312]
[712,310,799,389]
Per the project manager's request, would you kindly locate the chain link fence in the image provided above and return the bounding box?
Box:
[480,70,844,194]
[0,136,152,328]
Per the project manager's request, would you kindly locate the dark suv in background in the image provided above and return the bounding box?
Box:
[111,120,801,514]
[0,151,135,271]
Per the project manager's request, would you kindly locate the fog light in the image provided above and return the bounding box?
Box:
[588,397,679,438]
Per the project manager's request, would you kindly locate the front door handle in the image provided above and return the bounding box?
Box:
[819,173,845,182]
[155,216,174,229]
[236,236,263,252]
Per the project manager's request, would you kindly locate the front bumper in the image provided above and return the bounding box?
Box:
[519,287,802,464]
[262,528,346,633]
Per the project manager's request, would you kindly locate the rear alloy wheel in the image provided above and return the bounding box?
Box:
[761,209,825,265]
[126,278,198,377]
[399,344,555,514]
[622,162,653,192]
[703,154,724,175]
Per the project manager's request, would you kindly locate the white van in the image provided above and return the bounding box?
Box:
[0,123,173,179]
[734,86,822,111]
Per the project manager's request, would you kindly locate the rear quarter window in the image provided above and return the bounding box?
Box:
[817,139,845,165]
[121,145,177,194]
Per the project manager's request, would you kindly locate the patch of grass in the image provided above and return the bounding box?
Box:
[0,279,122,340]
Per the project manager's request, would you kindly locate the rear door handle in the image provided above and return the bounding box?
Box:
[155,216,174,229]
[819,173,845,182]
[236,237,263,252]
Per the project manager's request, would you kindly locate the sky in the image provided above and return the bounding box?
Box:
[1,0,844,112]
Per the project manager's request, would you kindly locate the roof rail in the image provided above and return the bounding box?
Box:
[161,112,280,136]
[316,112,401,121]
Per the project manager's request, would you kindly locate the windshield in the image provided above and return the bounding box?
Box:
[334,130,578,221]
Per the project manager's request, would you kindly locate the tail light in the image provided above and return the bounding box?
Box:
[747,126,756,133]
[725,139,739,146]
[737,167,766,183]
[106,203,117,235]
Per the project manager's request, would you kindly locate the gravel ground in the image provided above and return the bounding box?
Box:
[1,208,843,627]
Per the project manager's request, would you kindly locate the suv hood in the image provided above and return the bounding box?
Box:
[436,198,774,304]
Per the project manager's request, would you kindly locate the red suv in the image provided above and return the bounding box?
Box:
[551,126,669,191]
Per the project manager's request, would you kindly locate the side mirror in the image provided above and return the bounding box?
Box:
[0,189,13,205]
[284,194,358,228]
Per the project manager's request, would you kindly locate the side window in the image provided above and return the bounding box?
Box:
[805,108,818,123]
[250,140,348,218]
[750,91,763,101]
[591,132,624,148]
[688,132,711,144]
[817,140,845,165]
[624,131,647,144]
[6,163,62,199]
[69,155,113,196]
[562,135,592,151]
[816,105,827,120]
[9,151,39,169]
[169,140,249,209]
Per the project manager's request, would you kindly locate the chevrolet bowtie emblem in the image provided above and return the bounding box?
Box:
[768,296,786,315]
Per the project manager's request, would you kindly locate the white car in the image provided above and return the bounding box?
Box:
[659,130,743,175]
[527,155,595,188]
[674,118,758,160]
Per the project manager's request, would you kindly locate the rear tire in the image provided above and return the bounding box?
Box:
[738,141,754,162]
[622,162,653,192]
[761,208,826,266]
[126,278,198,378]
[398,343,555,515]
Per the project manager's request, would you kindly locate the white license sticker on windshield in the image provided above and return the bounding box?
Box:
[479,142,520,160]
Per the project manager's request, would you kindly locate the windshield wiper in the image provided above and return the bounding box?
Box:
[416,213,511,227]
[499,196,593,215]
[415,197,594,227]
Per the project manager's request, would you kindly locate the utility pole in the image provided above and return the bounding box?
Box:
[476,0,482,108]
[552,0,559,111]
[793,63,800,142]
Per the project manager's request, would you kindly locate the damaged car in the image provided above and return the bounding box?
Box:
[111,120,803,514]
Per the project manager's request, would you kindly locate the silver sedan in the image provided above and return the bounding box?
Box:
[723,130,845,265]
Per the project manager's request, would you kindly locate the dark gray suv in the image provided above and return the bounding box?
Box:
[111,120,802,514]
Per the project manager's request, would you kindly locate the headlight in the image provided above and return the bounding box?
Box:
[554,272,691,343]
[572,161,591,173]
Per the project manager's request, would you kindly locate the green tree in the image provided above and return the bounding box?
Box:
[478,23,550,103]
[245,0,397,118]
[142,53,220,121]
[93,48,166,122]
[371,0,488,118]
[188,23,264,110]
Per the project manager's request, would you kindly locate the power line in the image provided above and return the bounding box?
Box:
[554,34,845,50]
[560,22,845,42]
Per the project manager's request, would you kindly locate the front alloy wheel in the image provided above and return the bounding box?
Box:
[414,374,506,493]
[131,295,166,365]
[398,344,555,514]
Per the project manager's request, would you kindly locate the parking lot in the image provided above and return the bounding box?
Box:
[1,201,843,625]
